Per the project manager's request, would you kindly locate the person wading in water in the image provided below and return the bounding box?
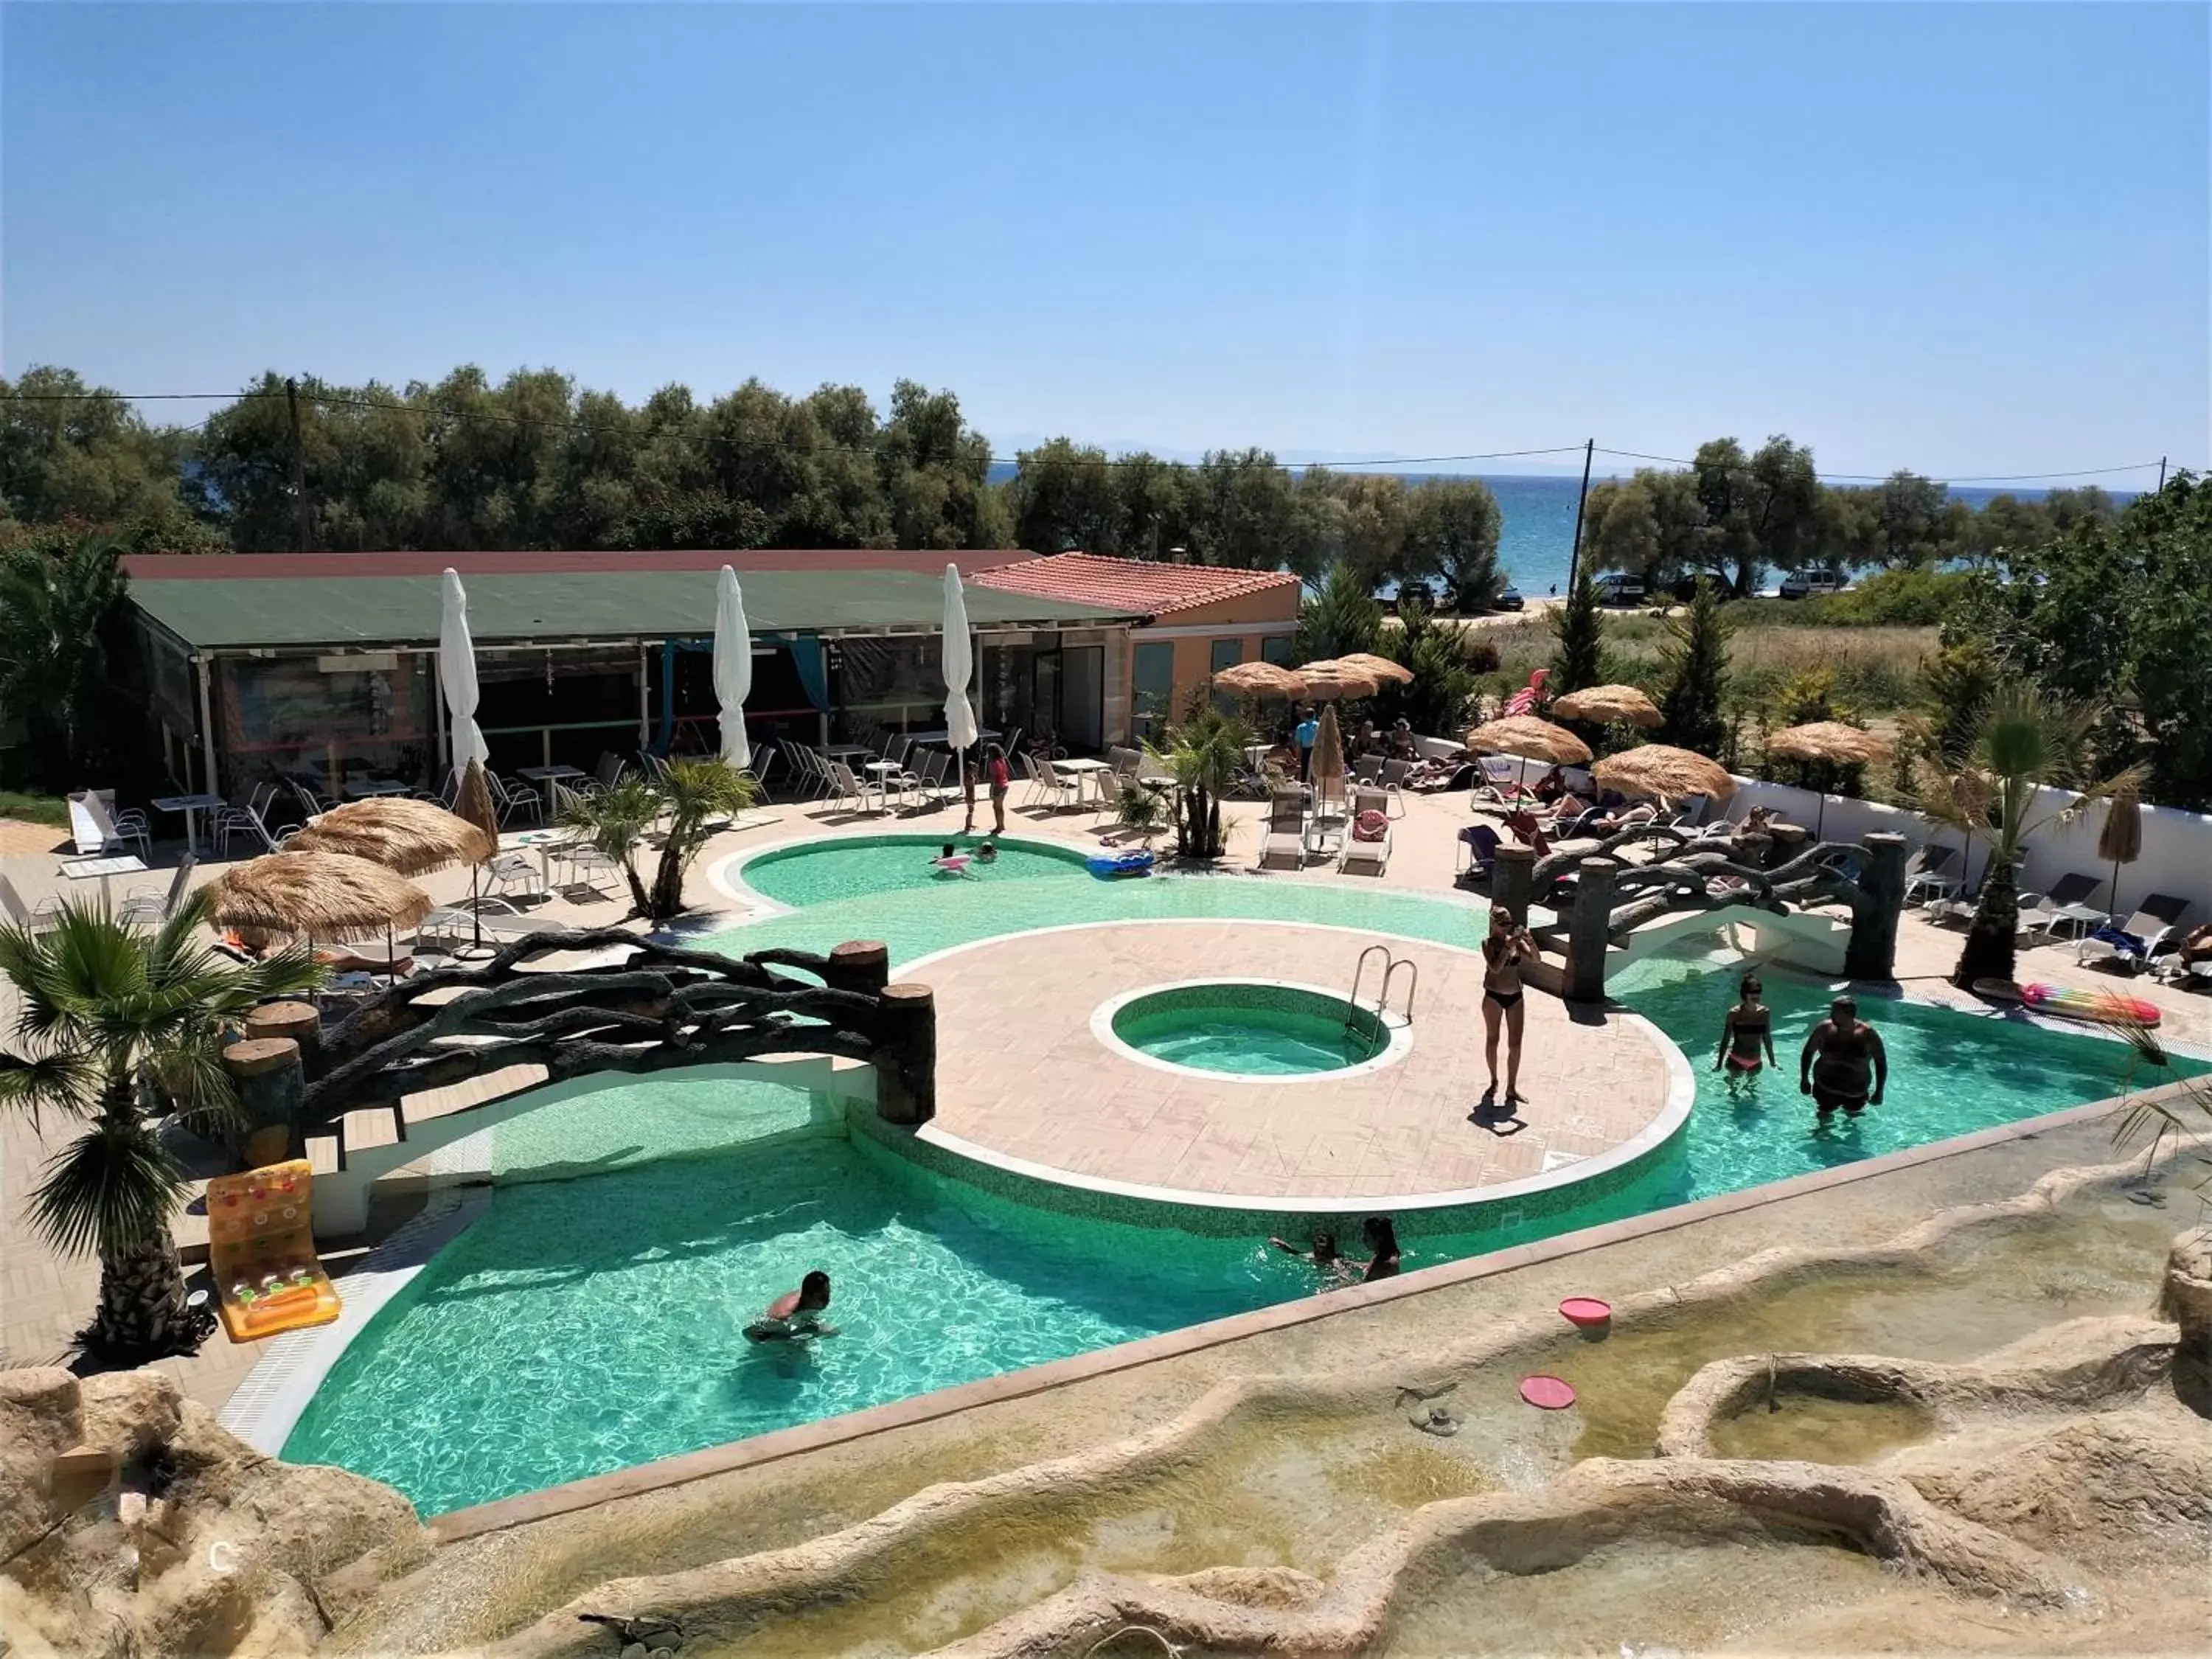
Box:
[1800,995,1887,1121]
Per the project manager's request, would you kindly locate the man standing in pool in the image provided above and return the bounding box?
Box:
[1800,996,1887,1119]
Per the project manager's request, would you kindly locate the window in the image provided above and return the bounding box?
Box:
[1208,638,1245,712]
[1132,641,1174,739]
[1261,635,1295,666]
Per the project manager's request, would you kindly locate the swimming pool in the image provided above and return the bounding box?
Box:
[739,832,1090,907]
[285,837,2202,1513]
[1110,983,1387,1077]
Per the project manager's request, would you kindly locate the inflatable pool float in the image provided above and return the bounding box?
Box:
[2021,983,2160,1028]
[931,854,972,874]
[1087,849,1156,880]
[206,1159,341,1343]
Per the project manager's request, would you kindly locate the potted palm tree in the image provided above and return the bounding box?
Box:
[563,759,757,926]
[1144,705,1253,862]
[0,891,321,1360]
[1907,683,2145,990]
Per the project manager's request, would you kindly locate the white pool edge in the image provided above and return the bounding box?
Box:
[219,1186,493,1457]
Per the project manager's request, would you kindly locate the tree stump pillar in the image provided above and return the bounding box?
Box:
[1491,843,1536,924]
[824,941,891,997]
[872,982,936,1125]
[1565,858,1622,1005]
[221,1037,306,1167]
[1843,832,1908,983]
[244,1001,324,1081]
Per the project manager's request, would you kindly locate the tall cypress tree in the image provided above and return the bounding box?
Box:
[1657,580,1735,754]
[1547,569,1606,694]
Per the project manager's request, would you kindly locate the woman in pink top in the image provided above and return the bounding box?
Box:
[984,743,1012,835]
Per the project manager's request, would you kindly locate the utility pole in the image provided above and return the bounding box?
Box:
[1565,437,1596,591]
[285,377,311,552]
[2157,456,2168,491]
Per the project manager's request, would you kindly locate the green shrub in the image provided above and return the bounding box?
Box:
[1795,567,1969,627]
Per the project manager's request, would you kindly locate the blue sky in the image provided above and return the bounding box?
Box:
[4,4,2205,481]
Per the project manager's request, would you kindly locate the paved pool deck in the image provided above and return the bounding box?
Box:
[921,919,1680,1206]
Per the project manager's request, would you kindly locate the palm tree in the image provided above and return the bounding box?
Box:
[0,891,321,1361]
[645,759,755,921]
[1145,705,1251,860]
[1907,683,2146,990]
[563,760,755,925]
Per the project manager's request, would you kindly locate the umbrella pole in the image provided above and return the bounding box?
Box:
[472,862,483,952]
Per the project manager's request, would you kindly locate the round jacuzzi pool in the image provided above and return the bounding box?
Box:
[1100,981,1404,1079]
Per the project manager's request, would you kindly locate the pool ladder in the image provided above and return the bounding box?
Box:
[1346,943,1418,1051]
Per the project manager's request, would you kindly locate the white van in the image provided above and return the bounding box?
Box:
[1779,570,1843,600]
[1593,574,1646,607]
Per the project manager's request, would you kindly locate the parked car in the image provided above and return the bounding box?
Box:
[1492,586,1524,612]
[1391,579,1436,613]
[1779,569,1844,600]
[1594,574,1646,607]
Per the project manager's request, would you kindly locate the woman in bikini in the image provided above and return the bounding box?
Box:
[1715,974,1777,1090]
[1480,907,1537,1105]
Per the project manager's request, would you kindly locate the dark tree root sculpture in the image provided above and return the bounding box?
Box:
[302,930,933,1130]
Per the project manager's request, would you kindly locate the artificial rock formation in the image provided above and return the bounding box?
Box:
[0,1366,427,1659]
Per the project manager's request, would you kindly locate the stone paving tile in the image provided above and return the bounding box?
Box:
[927,921,1674,1201]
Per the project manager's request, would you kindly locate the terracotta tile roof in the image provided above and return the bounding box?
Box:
[973,553,1299,619]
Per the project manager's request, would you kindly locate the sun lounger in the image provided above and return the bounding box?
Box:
[1456,823,1502,884]
[1259,794,1307,870]
[2017,873,2107,942]
[1339,788,1393,875]
[2077,894,2191,974]
[1902,844,1962,905]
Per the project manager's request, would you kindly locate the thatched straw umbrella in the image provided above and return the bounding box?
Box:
[1549,684,1663,728]
[1311,703,1347,810]
[290,793,498,960]
[1332,652,1415,686]
[1295,661,1382,701]
[1765,721,1896,838]
[1467,715,1592,790]
[2097,781,2143,914]
[287,798,495,876]
[453,760,501,846]
[210,853,433,969]
[1211,661,1307,700]
[1593,745,1737,807]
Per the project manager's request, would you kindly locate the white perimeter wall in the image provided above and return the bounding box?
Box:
[1453,740,2212,923]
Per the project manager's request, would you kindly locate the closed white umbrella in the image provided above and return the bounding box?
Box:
[439,569,490,781]
[712,565,753,769]
[942,563,978,752]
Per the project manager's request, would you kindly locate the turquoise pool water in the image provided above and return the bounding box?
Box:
[282,1118,1297,1516]
[288,840,2202,1513]
[740,833,1090,907]
[1113,983,1383,1075]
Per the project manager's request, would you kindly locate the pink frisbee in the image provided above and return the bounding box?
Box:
[1520,1374,1576,1410]
[1559,1297,1612,1328]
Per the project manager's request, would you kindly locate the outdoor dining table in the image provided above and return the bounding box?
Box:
[822,743,877,759]
[1050,756,1111,803]
[60,853,148,905]
[501,829,577,886]
[152,792,227,852]
[343,779,412,800]
[517,765,588,813]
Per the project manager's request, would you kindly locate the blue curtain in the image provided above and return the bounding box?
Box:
[787,636,830,711]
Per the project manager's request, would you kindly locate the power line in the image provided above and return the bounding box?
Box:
[0,384,2177,484]
[1592,446,2166,487]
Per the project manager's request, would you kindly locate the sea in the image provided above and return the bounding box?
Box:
[984,466,2098,598]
